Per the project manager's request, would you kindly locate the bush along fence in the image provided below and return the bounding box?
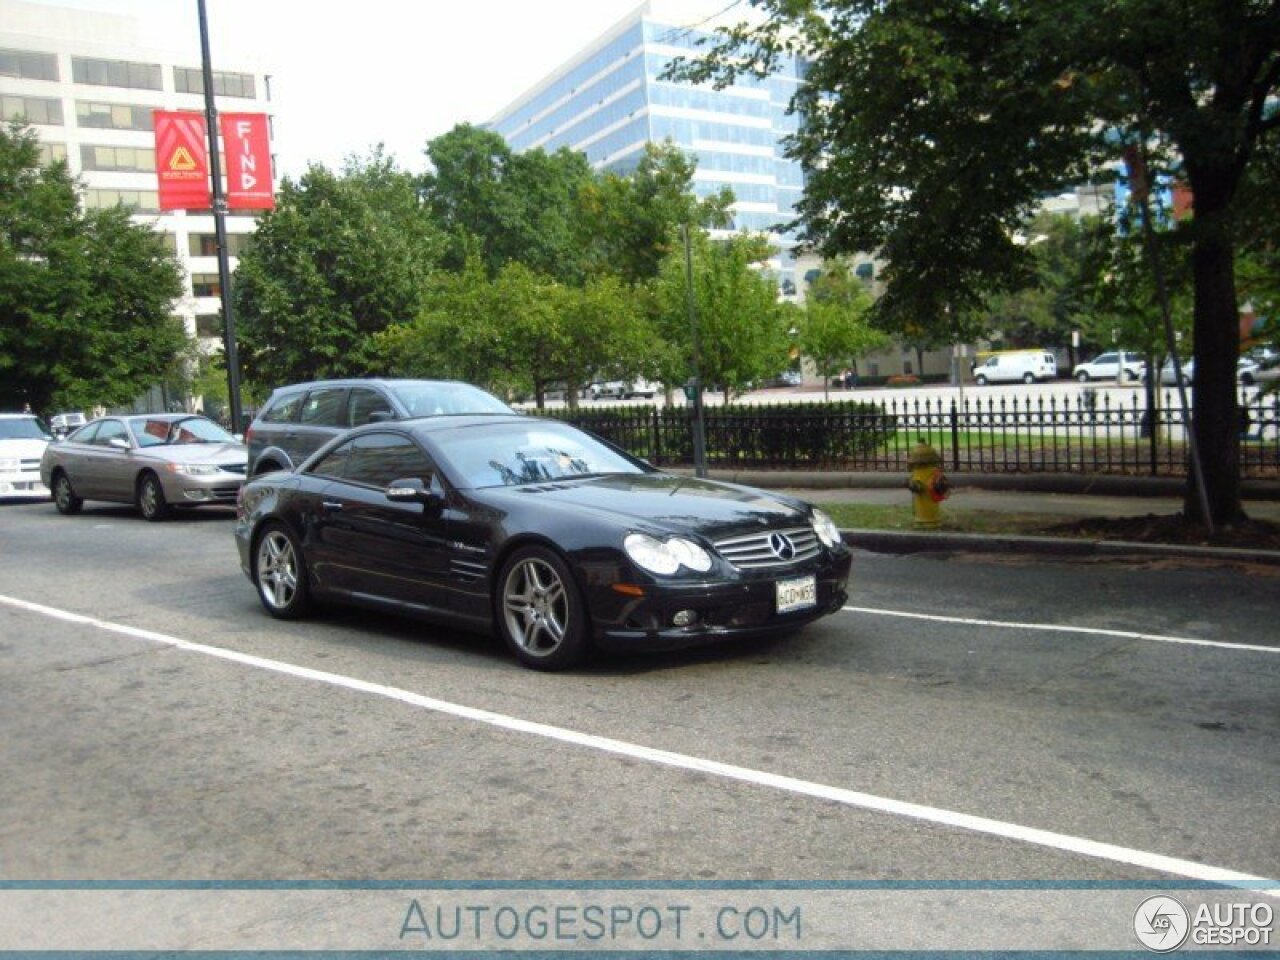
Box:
[548,390,1280,478]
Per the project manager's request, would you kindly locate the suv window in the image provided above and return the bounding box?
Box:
[1093,353,1117,364]
[260,392,305,424]
[347,388,393,428]
[300,387,348,426]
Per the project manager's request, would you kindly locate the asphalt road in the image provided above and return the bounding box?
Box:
[1,498,1277,885]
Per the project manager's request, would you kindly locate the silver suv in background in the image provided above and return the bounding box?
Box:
[245,379,512,476]
[1073,351,1146,382]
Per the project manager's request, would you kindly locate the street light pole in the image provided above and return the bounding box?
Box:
[682,223,707,478]
[197,0,244,432]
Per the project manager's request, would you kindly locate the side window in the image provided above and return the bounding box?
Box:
[261,392,304,423]
[1095,353,1116,365]
[344,433,434,489]
[307,438,354,480]
[93,420,130,447]
[300,387,348,426]
[68,422,100,444]
[347,388,393,428]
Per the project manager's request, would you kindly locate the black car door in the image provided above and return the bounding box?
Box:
[309,431,453,615]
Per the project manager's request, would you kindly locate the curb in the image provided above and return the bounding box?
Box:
[843,529,1280,566]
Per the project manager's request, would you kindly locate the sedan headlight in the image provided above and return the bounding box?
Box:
[811,508,842,548]
[165,462,222,475]
[624,533,713,575]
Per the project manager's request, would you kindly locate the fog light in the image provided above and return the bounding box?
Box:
[672,610,698,627]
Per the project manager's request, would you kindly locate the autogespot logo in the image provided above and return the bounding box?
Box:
[1134,896,1191,952]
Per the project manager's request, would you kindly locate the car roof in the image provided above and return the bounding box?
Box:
[267,378,473,395]
[0,413,40,420]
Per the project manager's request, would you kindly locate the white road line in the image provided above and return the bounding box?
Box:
[2,592,1275,893]
[845,606,1279,654]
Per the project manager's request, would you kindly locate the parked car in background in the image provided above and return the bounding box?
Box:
[590,378,658,400]
[760,370,803,388]
[235,414,851,671]
[972,350,1057,385]
[41,414,247,520]
[1155,356,1261,386]
[1073,351,1146,382]
[48,411,86,438]
[0,413,53,498]
[245,379,512,476]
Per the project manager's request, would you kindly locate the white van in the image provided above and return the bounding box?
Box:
[972,351,1057,385]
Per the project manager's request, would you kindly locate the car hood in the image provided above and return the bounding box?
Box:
[480,473,813,538]
[0,438,49,459]
[141,442,247,466]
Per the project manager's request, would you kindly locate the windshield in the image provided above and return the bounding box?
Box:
[0,417,50,441]
[437,421,645,489]
[389,382,512,418]
[129,416,238,448]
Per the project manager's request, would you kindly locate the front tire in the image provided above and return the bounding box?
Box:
[52,472,82,515]
[496,546,589,670]
[1076,371,1090,382]
[975,374,988,386]
[137,472,170,521]
[254,523,311,619]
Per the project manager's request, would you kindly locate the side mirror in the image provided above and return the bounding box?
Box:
[108,437,131,451]
[385,476,443,507]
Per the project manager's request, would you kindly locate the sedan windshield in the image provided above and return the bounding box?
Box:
[129,416,238,448]
[437,421,644,489]
[0,417,50,440]
[389,381,512,418]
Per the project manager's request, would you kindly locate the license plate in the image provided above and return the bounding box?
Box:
[776,575,817,614]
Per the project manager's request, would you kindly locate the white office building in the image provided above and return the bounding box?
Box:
[0,0,274,355]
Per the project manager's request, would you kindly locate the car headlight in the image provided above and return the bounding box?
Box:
[165,463,221,475]
[624,533,713,575]
[811,508,842,548]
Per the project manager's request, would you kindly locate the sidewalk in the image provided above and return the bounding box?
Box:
[684,469,1280,564]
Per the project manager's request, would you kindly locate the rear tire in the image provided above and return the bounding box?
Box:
[495,546,590,671]
[253,523,311,619]
[1022,372,1035,384]
[52,472,82,515]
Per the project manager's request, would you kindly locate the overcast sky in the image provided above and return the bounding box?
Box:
[28,0,653,178]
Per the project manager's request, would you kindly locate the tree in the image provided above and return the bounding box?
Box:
[675,0,1280,525]
[652,231,791,400]
[232,149,442,390]
[576,141,735,284]
[0,121,185,414]
[800,262,888,398]
[422,124,594,283]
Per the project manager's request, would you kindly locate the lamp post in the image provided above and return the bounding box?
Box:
[681,223,707,478]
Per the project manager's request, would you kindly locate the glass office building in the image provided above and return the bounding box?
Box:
[488,0,806,292]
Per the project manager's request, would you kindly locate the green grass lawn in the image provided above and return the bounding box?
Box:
[822,502,1075,536]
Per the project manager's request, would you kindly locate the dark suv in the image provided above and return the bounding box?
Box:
[245,379,512,476]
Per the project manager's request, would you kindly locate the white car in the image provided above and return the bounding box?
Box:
[1073,351,1146,382]
[0,413,53,497]
[591,379,658,400]
[1156,356,1261,385]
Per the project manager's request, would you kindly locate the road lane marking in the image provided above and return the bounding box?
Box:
[2,592,1275,893]
[844,606,1279,654]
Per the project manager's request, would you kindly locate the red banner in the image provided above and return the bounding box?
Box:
[220,113,274,210]
[153,110,211,210]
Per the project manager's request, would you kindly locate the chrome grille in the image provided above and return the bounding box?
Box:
[713,526,820,570]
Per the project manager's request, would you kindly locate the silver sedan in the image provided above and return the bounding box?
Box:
[40,414,248,521]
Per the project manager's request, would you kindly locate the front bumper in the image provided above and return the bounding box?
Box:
[161,472,244,505]
[588,553,852,651]
[0,470,50,497]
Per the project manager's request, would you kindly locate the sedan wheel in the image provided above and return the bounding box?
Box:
[975,375,987,386]
[254,524,310,619]
[1076,371,1090,382]
[138,473,170,521]
[52,473,82,515]
[497,547,589,670]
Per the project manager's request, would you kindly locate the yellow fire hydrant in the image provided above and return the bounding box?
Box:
[907,440,951,528]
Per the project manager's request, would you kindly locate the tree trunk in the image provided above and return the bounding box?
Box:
[1185,193,1243,526]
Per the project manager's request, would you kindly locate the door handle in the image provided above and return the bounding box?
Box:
[321,501,343,512]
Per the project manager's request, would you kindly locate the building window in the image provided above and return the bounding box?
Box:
[195,313,222,338]
[71,56,162,90]
[191,273,221,298]
[855,262,875,282]
[173,67,256,98]
[76,100,154,131]
[187,233,249,257]
[80,144,156,172]
[0,49,59,81]
[83,188,160,213]
[36,141,67,165]
[1,95,63,125]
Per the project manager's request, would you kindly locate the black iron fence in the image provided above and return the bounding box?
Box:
[547,390,1280,478]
